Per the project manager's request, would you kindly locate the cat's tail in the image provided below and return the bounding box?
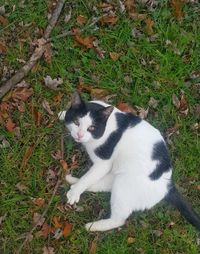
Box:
[165,185,200,231]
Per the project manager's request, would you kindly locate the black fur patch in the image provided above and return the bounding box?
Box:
[87,103,109,139]
[149,141,171,180]
[95,112,141,160]
[65,102,87,124]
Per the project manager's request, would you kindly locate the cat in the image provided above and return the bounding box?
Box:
[59,91,200,232]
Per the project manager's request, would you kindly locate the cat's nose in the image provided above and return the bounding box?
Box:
[77,131,84,139]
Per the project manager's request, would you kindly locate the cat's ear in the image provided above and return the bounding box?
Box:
[71,91,84,109]
[100,106,114,120]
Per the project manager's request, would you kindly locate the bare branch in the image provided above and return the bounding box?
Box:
[0,0,66,100]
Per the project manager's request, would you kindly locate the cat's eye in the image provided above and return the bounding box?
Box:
[73,118,79,126]
[87,125,95,132]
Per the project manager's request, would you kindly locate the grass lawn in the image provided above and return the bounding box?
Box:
[0,0,200,253]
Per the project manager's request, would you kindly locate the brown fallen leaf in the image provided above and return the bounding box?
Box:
[124,0,136,17]
[170,0,184,21]
[100,15,117,25]
[148,97,158,109]
[53,216,63,229]
[42,99,54,116]
[16,182,28,192]
[145,18,154,35]
[63,221,73,237]
[76,15,87,25]
[38,223,54,238]
[5,118,16,132]
[52,92,64,106]
[34,110,42,127]
[21,145,34,169]
[46,166,58,187]
[44,76,63,90]
[0,41,7,54]
[51,150,62,160]
[74,34,95,49]
[0,213,7,226]
[89,241,97,254]
[60,159,68,173]
[11,87,33,101]
[32,197,45,207]
[0,15,8,25]
[127,236,136,244]
[44,43,52,64]
[172,92,189,115]
[77,83,109,99]
[33,212,45,227]
[42,246,55,254]
[109,52,122,61]
[197,185,200,191]
[117,102,137,114]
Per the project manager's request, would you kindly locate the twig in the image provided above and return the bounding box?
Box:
[48,16,102,42]
[0,0,66,100]
[17,135,64,253]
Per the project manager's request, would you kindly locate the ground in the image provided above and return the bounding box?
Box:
[0,1,200,253]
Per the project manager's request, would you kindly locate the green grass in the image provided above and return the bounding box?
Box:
[0,0,200,253]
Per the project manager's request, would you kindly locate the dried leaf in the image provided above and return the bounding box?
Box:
[109,52,122,61]
[42,246,54,254]
[124,0,136,17]
[89,241,97,254]
[197,185,200,191]
[127,236,136,244]
[33,212,45,227]
[170,0,184,21]
[0,15,8,25]
[0,41,7,54]
[63,221,73,237]
[32,197,45,207]
[60,159,68,173]
[53,92,64,105]
[100,15,117,25]
[148,97,158,109]
[117,103,137,114]
[0,6,6,15]
[40,223,54,238]
[21,145,34,169]
[0,213,7,226]
[44,76,63,90]
[90,88,109,99]
[136,106,149,119]
[145,18,154,35]
[74,34,95,49]
[172,93,180,109]
[42,100,54,116]
[53,216,63,229]
[12,87,33,101]
[179,93,188,115]
[46,166,58,187]
[34,110,42,127]
[51,150,62,160]
[16,182,28,192]
[76,15,86,25]
[5,118,16,132]
[64,10,72,23]
[152,229,163,237]
[44,43,52,64]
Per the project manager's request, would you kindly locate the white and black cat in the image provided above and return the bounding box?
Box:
[59,91,200,232]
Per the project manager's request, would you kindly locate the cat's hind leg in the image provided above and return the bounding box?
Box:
[85,175,132,231]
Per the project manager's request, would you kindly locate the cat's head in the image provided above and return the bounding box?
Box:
[65,91,113,143]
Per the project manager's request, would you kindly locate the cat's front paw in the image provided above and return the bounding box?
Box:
[67,185,80,205]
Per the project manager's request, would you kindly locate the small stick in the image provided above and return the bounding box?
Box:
[0,0,66,99]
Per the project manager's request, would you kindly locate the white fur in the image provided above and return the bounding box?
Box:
[60,101,172,231]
